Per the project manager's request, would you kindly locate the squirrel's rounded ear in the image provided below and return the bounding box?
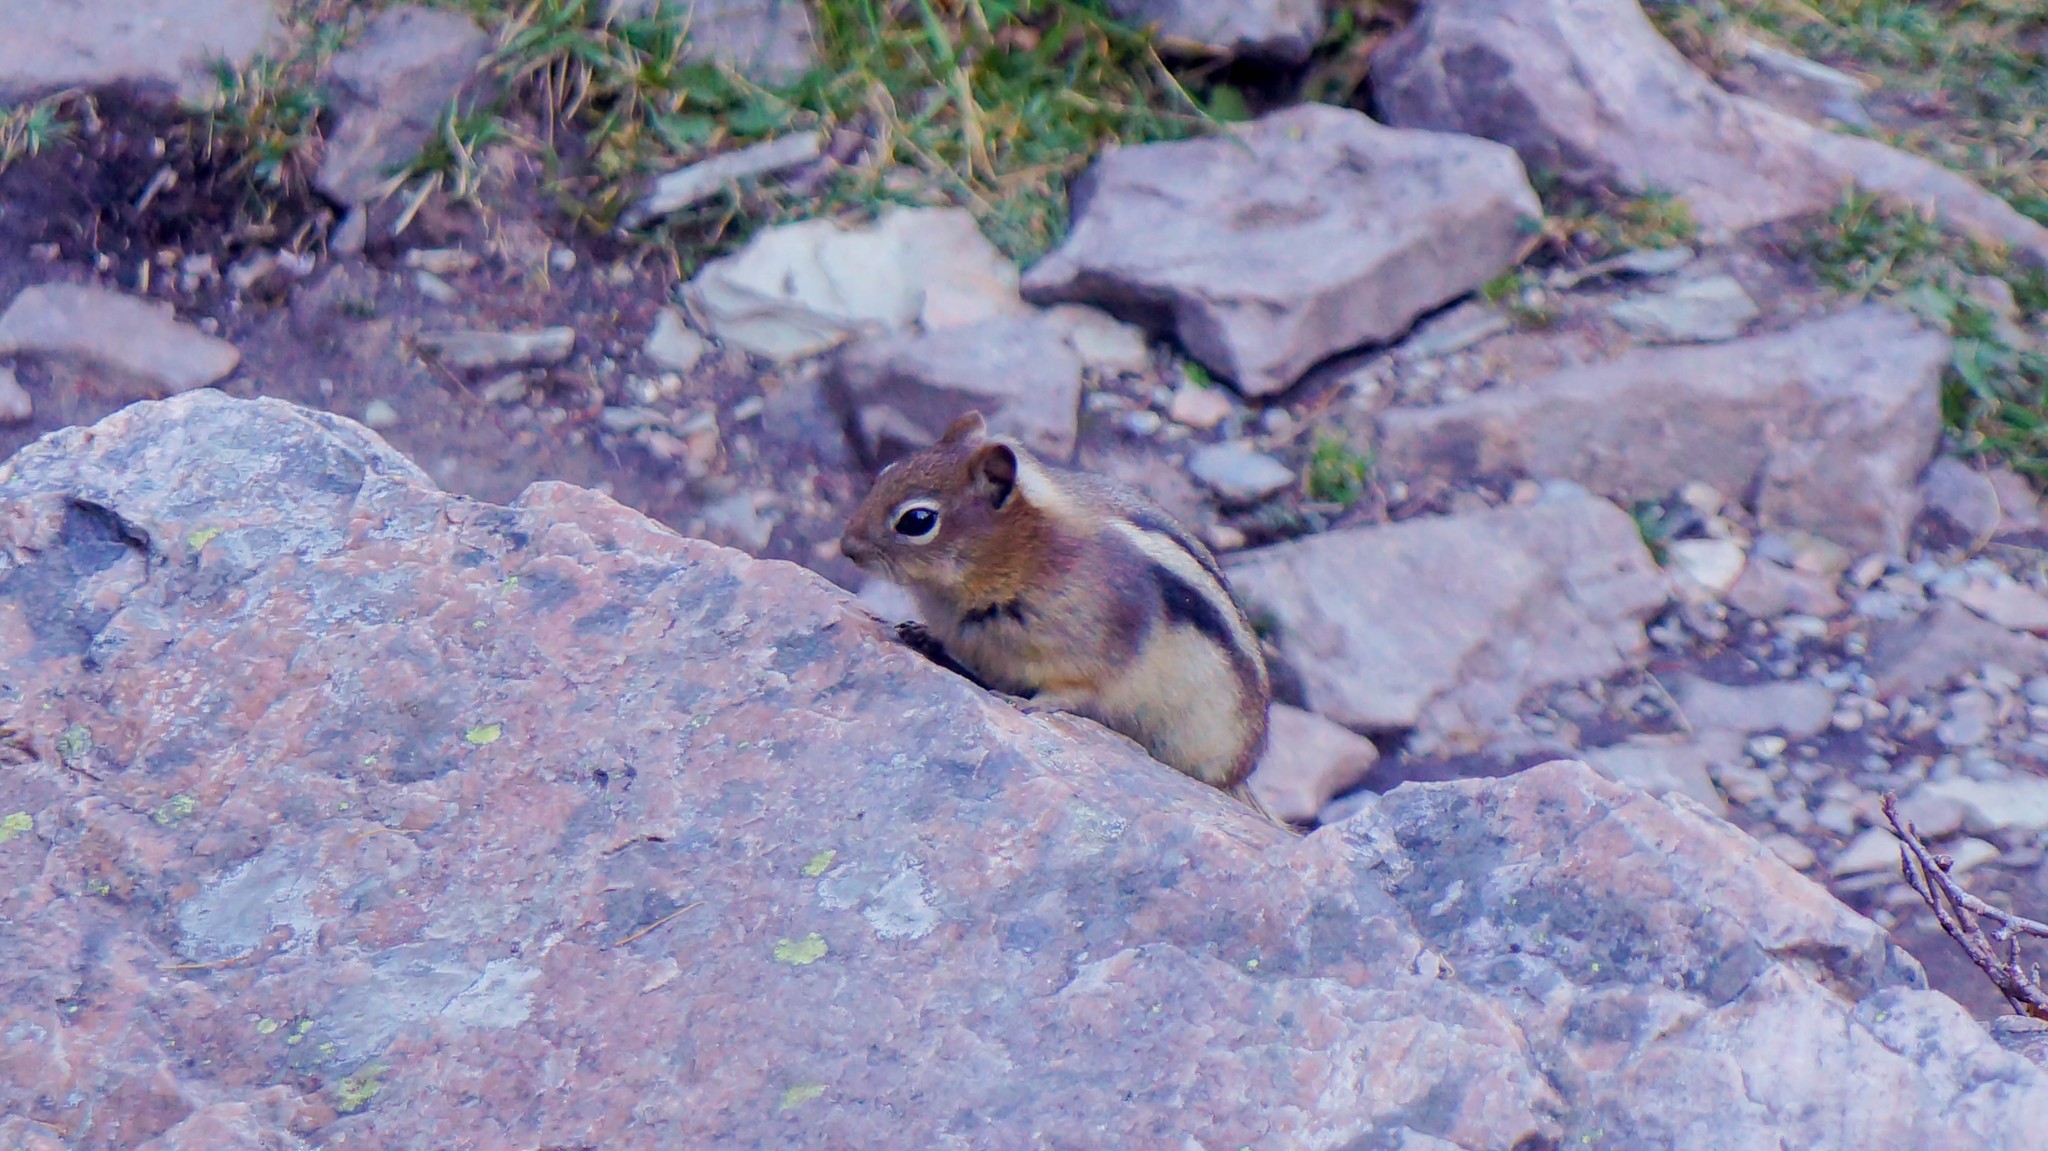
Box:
[939,411,988,446]
[970,442,1018,509]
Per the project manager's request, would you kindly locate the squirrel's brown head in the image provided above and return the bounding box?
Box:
[838,411,1028,594]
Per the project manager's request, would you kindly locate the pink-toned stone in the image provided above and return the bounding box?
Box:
[0,393,2041,1148]
[1244,703,1379,824]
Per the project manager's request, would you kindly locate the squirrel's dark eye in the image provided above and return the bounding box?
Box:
[894,506,940,538]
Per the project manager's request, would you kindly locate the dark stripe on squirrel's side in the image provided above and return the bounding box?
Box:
[1149,562,1239,655]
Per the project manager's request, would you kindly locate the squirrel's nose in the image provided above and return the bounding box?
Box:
[838,532,871,565]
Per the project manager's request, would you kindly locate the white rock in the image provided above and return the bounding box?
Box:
[1606,275,1760,343]
[1893,788,1968,840]
[1244,705,1380,825]
[1586,732,1738,816]
[1830,828,1901,877]
[1677,676,1834,739]
[0,283,239,393]
[1167,383,1234,430]
[702,492,778,553]
[362,399,400,429]
[1919,457,2003,543]
[404,247,481,275]
[1187,444,1296,505]
[1946,577,2048,635]
[683,207,1025,363]
[1936,689,1997,749]
[0,365,30,423]
[1396,300,1512,360]
[1945,837,2001,878]
[1040,305,1151,376]
[1916,776,2048,834]
[644,306,708,373]
[1666,537,1748,601]
[1761,832,1817,872]
[0,0,276,99]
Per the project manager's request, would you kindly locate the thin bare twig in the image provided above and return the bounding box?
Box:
[607,900,703,949]
[1883,791,2048,1019]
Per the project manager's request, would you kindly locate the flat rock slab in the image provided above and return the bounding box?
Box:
[1374,0,2048,263]
[829,313,1083,466]
[0,394,2041,1147]
[315,5,492,206]
[0,282,240,394]
[1377,305,1949,554]
[1106,0,1323,62]
[1226,485,1668,747]
[1868,600,2048,700]
[0,0,278,99]
[685,206,1026,363]
[1022,103,1541,397]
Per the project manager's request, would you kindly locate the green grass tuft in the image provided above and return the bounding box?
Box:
[430,0,1215,261]
[0,91,91,174]
[1807,191,2048,477]
[1303,431,1373,508]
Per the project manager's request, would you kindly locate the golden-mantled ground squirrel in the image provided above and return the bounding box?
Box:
[840,412,1272,803]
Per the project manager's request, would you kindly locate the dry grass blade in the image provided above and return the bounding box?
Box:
[1883,791,2048,1020]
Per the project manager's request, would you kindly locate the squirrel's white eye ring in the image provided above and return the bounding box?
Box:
[891,500,942,543]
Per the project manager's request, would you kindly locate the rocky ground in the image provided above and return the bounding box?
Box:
[2,0,2048,1071]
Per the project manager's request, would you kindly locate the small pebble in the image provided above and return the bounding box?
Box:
[1187,444,1296,505]
[1167,383,1233,430]
[1847,554,1890,588]
[1122,409,1163,437]
[1747,734,1787,760]
[404,247,480,275]
[549,248,578,273]
[362,399,400,429]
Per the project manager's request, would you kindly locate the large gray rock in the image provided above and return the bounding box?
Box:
[0,393,2042,1148]
[829,314,1083,467]
[1227,484,1668,748]
[1374,0,2048,262]
[1023,104,1542,397]
[0,0,277,99]
[316,5,492,206]
[1106,0,1323,63]
[1376,306,1950,554]
[0,282,240,394]
[1365,762,2043,1149]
